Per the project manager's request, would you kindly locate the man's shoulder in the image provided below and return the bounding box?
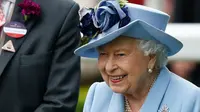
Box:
[37,0,79,27]
[41,0,77,7]
[40,0,79,14]
[53,0,77,9]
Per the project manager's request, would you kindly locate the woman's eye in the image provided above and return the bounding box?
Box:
[117,53,125,56]
[99,52,107,56]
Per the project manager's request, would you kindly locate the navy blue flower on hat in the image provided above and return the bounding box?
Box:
[79,0,130,46]
[79,8,99,38]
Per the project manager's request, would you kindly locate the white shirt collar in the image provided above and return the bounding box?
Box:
[6,0,16,3]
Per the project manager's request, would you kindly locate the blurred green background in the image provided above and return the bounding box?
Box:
[75,58,102,112]
[76,85,90,112]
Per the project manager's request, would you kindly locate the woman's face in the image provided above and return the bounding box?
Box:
[97,36,153,94]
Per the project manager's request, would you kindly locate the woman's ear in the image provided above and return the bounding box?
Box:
[148,54,157,69]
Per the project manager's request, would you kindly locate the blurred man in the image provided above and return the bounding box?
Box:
[167,0,200,87]
[0,0,80,112]
[169,61,196,79]
[173,0,200,22]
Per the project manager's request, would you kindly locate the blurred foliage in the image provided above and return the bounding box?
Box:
[76,85,90,112]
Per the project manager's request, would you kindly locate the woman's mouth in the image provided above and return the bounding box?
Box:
[110,75,127,83]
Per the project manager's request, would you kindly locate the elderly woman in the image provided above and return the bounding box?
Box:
[75,0,200,112]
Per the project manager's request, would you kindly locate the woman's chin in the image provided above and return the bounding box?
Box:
[108,80,129,93]
[110,86,127,93]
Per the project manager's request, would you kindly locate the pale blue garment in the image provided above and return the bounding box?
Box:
[83,66,200,112]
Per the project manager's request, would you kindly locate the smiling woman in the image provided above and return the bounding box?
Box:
[74,0,200,112]
[97,37,157,102]
[97,36,164,97]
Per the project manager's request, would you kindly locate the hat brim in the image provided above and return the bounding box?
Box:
[74,20,183,58]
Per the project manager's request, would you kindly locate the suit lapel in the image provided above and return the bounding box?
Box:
[0,0,38,76]
[140,67,171,112]
[108,93,124,112]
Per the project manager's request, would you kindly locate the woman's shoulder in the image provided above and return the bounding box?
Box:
[168,72,200,111]
[169,72,200,94]
[156,68,200,112]
[83,82,115,112]
[86,82,113,98]
[160,67,200,94]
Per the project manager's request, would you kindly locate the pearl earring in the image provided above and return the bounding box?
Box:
[148,68,153,73]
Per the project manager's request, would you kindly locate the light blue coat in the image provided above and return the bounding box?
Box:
[83,67,200,112]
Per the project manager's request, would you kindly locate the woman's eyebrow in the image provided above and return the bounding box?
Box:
[115,48,130,52]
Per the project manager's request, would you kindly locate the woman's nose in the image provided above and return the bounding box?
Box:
[105,58,118,74]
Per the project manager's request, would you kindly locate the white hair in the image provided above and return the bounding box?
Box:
[137,39,168,68]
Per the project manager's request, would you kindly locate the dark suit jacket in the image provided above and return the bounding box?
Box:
[0,0,80,112]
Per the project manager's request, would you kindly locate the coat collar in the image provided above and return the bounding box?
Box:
[108,93,124,112]
[140,66,171,112]
[0,0,38,76]
[107,67,171,112]
[7,0,16,3]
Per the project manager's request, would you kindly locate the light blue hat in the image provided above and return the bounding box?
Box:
[75,0,183,58]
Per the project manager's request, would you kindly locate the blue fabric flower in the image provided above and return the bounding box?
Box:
[92,0,127,31]
[78,0,130,46]
[119,6,131,28]
[79,8,99,37]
